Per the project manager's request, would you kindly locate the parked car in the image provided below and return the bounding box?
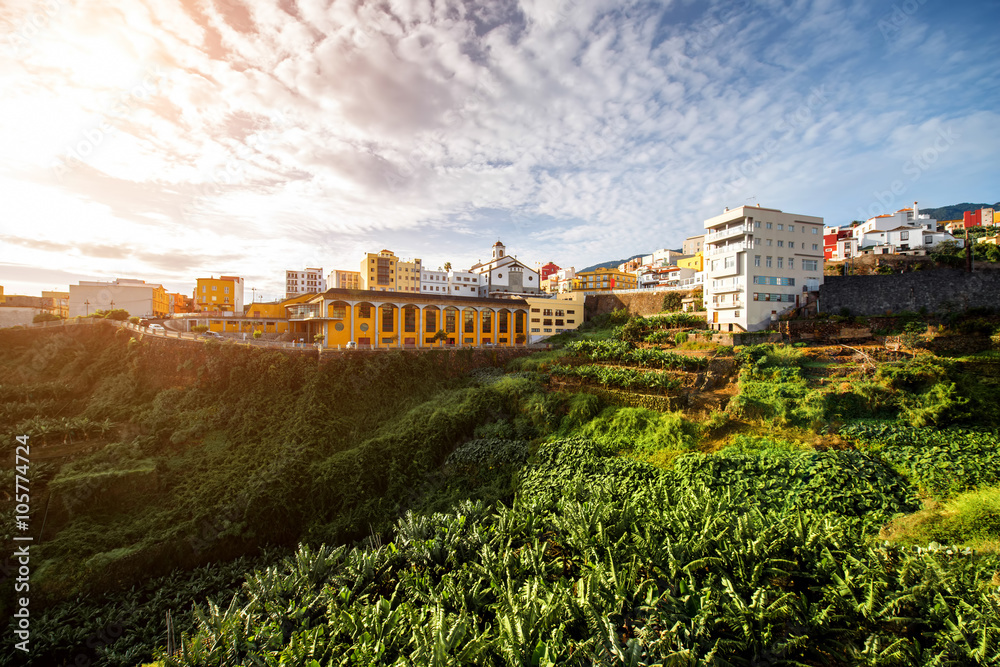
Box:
[200,330,223,340]
[148,323,166,332]
[345,341,357,350]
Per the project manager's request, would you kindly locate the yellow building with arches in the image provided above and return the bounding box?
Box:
[288,289,530,348]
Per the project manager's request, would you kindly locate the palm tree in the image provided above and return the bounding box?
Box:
[443,262,452,271]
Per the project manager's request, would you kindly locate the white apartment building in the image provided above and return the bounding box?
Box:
[421,268,482,296]
[285,268,324,299]
[704,206,824,332]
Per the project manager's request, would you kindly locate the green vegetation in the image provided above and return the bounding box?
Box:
[565,340,708,370]
[3,311,1000,666]
[548,363,682,392]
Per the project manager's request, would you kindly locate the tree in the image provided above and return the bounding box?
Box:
[662,292,682,312]
[515,333,526,345]
[432,329,449,344]
[253,330,263,339]
[33,312,62,323]
[128,316,140,324]
[443,262,452,272]
[192,325,209,333]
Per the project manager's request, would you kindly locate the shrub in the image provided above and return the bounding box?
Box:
[33,312,62,323]
[192,325,209,333]
[674,332,688,345]
[577,406,697,457]
[661,292,682,312]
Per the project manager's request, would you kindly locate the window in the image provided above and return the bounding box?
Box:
[212,285,217,291]
[788,242,794,249]
[777,224,783,230]
[555,309,564,317]
[777,257,784,269]
[482,312,492,333]
[445,310,456,333]
[463,310,475,333]
[755,221,761,228]
[812,243,819,251]
[381,306,394,332]
[766,222,773,229]
[359,304,371,318]
[812,228,818,234]
[724,256,736,269]
[777,240,784,247]
[224,286,230,293]
[801,225,806,233]
[754,238,761,247]
[766,256,772,268]
[803,259,819,271]
[754,255,761,267]
[900,231,909,240]
[543,309,552,316]
[767,239,773,246]
[788,258,794,269]
[531,328,540,333]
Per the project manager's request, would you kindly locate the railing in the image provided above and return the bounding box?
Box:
[706,242,751,256]
[705,223,753,243]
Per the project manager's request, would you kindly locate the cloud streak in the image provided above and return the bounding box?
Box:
[0,0,997,297]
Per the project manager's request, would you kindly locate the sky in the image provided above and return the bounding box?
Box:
[1,0,998,301]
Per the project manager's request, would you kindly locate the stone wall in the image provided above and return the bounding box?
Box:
[585,290,699,319]
[819,270,1000,316]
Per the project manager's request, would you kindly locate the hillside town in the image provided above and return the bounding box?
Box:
[3,202,998,345]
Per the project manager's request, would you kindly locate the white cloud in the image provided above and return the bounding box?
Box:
[0,0,997,297]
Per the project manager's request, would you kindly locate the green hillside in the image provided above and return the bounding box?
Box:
[3,315,1000,666]
[918,202,999,222]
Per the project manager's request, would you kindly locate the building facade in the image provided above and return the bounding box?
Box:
[40,291,69,318]
[469,241,542,297]
[396,258,423,293]
[525,293,585,342]
[285,268,325,299]
[683,235,705,256]
[287,289,530,348]
[704,206,824,332]
[69,279,169,318]
[572,267,638,292]
[421,268,481,296]
[328,270,362,290]
[195,276,244,313]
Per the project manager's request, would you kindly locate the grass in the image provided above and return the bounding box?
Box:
[881,485,1000,552]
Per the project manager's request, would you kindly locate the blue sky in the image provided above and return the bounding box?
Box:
[1,0,997,300]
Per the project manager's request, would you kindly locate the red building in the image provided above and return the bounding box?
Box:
[539,262,561,281]
[823,227,853,260]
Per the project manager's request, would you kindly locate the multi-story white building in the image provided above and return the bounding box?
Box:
[469,240,542,297]
[69,278,169,318]
[420,268,482,296]
[704,206,825,332]
[285,268,324,299]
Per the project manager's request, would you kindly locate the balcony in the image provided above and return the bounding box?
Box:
[713,299,745,310]
[706,241,751,256]
[705,223,754,243]
[711,278,745,293]
[288,305,321,320]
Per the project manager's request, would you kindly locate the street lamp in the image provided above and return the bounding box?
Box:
[84,299,90,316]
